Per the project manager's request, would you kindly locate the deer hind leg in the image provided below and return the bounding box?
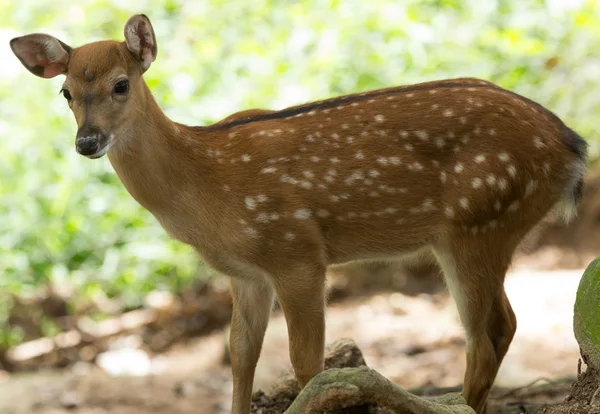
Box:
[432,235,518,414]
[273,262,327,388]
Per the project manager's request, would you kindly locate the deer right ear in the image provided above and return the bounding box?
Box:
[124,14,157,72]
[10,34,71,79]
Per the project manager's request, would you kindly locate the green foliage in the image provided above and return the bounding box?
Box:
[574,256,600,370]
[1,0,599,343]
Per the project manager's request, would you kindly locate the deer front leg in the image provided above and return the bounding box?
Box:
[274,265,326,387]
[229,277,274,414]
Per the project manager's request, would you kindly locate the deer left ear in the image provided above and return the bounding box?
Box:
[124,14,157,72]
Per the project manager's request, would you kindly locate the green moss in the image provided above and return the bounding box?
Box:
[574,257,600,370]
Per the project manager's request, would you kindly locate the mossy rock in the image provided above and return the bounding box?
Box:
[574,256,600,370]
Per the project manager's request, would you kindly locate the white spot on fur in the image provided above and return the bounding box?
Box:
[445,206,455,218]
[507,165,517,177]
[474,154,486,163]
[330,157,340,163]
[454,163,464,173]
[355,151,365,160]
[376,157,389,166]
[284,232,296,241]
[498,178,508,191]
[261,166,277,174]
[443,109,454,117]
[255,213,270,223]
[303,171,315,179]
[494,201,502,211]
[459,197,469,209]
[440,171,447,183]
[223,185,231,191]
[508,201,520,212]
[486,174,496,186]
[345,171,364,184]
[241,154,251,162]
[310,156,321,163]
[374,114,385,123]
[245,197,257,210]
[472,178,483,188]
[415,130,429,141]
[435,138,446,148]
[294,209,312,220]
[498,153,510,162]
[404,143,414,151]
[368,169,380,177]
[534,136,545,148]
[408,162,424,171]
[244,227,259,237]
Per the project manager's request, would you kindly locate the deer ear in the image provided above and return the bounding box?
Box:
[124,14,157,72]
[10,34,71,79]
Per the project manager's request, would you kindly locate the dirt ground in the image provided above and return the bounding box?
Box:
[1,166,599,413]
[0,263,590,414]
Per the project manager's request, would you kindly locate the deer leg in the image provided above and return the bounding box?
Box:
[229,277,274,414]
[488,289,517,369]
[433,237,517,414]
[274,264,326,388]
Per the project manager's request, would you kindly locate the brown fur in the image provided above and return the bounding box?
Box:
[11,15,587,414]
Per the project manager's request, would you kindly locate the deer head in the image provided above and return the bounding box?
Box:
[10,14,158,158]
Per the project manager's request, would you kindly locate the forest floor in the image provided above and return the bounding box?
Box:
[1,166,599,414]
[0,261,592,414]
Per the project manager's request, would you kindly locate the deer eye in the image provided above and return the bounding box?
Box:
[61,88,72,101]
[114,80,129,95]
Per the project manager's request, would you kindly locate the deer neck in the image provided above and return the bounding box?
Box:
[107,81,210,215]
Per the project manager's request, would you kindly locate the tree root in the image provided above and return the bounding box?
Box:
[284,366,475,414]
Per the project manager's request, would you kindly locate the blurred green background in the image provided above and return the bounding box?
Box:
[1,0,599,346]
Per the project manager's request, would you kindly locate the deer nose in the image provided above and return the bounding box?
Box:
[76,127,105,156]
[76,135,99,155]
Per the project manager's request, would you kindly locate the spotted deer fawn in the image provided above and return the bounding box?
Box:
[11,14,587,414]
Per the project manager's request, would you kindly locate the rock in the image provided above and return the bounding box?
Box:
[324,337,367,369]
[251,338,367,413]
[574,256,600,370]
[96,348,152,376]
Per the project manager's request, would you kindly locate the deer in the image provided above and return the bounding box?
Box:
[10,14,587,414]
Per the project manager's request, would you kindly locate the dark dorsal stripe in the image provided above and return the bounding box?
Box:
[204,80,495,130]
